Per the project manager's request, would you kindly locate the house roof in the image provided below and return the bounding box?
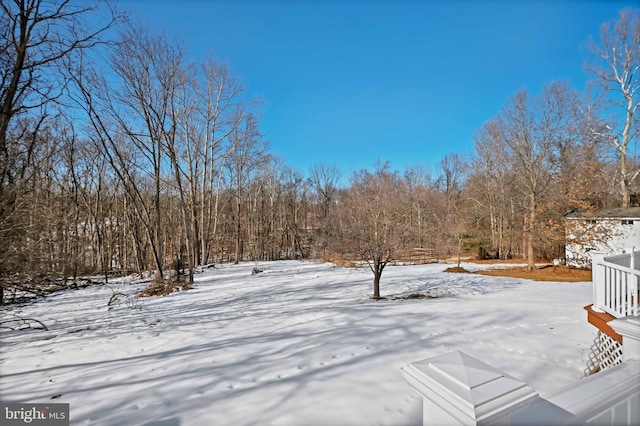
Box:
[564,207,640,219]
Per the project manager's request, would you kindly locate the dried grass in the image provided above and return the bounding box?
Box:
[473,264,591,282]
[322,251,364,268]
[139,276,192,297]
[444,266,471,273]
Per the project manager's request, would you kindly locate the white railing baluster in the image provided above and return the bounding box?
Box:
[617,271,622,315]
[631,288,635,316]
[624,272,629,316]
[633,273,638,316]
[593,248,640,318]
[608,267,613,313]
[608,268,612,312]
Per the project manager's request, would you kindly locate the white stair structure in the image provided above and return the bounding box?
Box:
[402,350,640,426]
[586,247,639,372]
[402,247,640,425]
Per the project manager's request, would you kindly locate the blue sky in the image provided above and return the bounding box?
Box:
[121,0,635,177]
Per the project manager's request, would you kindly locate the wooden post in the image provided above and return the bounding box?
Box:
[591,251,606,313]
[401,351,539,426]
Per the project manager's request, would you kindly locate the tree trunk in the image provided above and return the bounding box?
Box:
[620,147,629,208]
[235,195,242,264]
[526,194,536,270]
[372,257,385,299]
[373,271,381,299]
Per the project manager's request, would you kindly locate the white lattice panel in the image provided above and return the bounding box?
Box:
[584,331,623,376]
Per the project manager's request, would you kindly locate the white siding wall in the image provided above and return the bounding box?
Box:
[565,218,640,268]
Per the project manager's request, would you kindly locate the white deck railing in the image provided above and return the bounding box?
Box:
[401,274,640,426]
[592,247,639,318]
[402,351,640,426]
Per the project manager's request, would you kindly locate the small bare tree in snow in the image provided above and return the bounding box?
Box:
[332,162,409,299]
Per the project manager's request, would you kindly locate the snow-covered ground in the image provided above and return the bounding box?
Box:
[1,260,596,425]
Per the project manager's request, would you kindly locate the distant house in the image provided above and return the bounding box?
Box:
[565,207,640,268]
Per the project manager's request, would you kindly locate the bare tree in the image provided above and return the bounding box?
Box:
[170,58,244,267]
[195,59,244,265]
[308,163,342,218]
[70,23,178,281]
[308,162,342,256]
[469,118,520,260]
[0,0,117,190]
[0,0,117,303]
[279,165,309,259]
[227,111,267,264]
[435,153,470,266]
[333,162,409,299]
[164,55,248,281]
[403,165,437,251]
[586,8,640,208]
[499,82,577,269]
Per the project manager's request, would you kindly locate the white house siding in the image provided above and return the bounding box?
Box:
[565,208,640,268]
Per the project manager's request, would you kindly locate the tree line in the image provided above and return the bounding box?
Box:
[1,2,638,302]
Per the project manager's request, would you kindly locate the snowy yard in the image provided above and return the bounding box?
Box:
[0,260,596,425]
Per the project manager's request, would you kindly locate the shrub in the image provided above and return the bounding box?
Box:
[138,276,192,298]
